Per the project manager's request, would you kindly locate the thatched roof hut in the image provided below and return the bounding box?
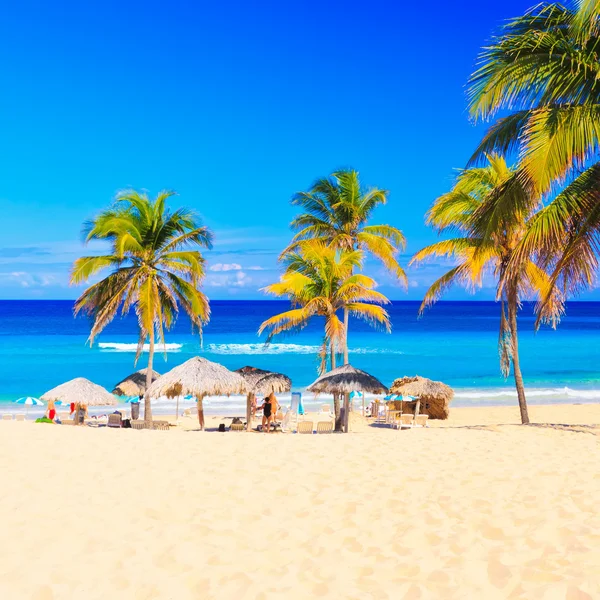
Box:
[147,357,248,400]
[41,378,117,407]
[307,364,387,395]
[308,365,387,433]
[389,375,454,420]
[235,366,291,395]
[112,369,161,396]
[234,366,291,431]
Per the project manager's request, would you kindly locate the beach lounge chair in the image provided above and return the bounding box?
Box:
[230,423,245,432]
[400,414,414,427]
[107,414,122,428]
[62,419,74,425]
[152,421,170,431]
[131,420,145,430]
[414,414,429,427]
[316,404,334,420]
[297,421,313,434]
[15,414,25,421]
[183,406,198,418]
[316,421,333,434]
[2,414,13,421]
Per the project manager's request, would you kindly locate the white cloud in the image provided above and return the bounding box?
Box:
[2,272,58,288]
[206,270,253,289]
[209,263,242,272]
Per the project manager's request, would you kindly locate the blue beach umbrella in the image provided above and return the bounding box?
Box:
[14,397,44,417]
[14,397,44,406]
[384,394,400,401]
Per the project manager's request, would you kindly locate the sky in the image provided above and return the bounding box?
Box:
[2,0,589,301]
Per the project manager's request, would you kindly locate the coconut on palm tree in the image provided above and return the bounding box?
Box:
[70,189,213,424]
[283,169,406,364]
[411,155,563,424]
[467,1,600,306]
[259,241,391,429]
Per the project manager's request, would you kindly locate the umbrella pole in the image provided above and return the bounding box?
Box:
[175,395,180,424]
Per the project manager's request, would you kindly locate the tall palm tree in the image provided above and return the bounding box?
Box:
[467,1,600,304]
[283,169,406,364]
[70,189,213,424]
[260,241,391,429]
[411,155,563,424]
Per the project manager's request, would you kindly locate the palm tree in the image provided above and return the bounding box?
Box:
[283,169,406,364]
[260,241,391,429]
[70,189,213,424]
[411,155,563,424]
[467,1,600,304]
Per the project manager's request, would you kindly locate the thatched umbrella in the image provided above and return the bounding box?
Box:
[147,357,248,429]
[389,375,454,420]
[307,364,387,433]
[235,366,292,431]
[41,377,117,407]
[112,368,161,397]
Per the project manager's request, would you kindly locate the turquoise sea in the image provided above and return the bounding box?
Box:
[1,300,600,415]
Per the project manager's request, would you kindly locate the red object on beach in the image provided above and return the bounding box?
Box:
[49,409,56,420]
[70,402,75,414]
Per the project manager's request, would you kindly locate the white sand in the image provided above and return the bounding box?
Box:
[1,404,599,599]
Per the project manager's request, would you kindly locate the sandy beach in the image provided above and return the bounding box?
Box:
[1,404,599,599]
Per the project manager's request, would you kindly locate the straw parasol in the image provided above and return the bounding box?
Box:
[112,368,161,397]
[147,357,249,429]
[41,378,117,407]
[235,366,292,431]
[389,375,454,420]
[307,364,387,433]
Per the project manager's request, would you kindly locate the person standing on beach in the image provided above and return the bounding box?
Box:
[46,400,56,422]
[257,396,273,433]
[268,392,280,421]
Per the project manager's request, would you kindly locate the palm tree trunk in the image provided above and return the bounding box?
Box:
[508,290,529,425]
[331,344,342,431]
[144,330,154,425]
[343,307,349,365]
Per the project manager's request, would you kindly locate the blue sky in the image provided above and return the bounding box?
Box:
[2,0,588,300]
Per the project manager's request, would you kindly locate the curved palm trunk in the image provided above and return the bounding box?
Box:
[144,330,154,425]
[508,291,529,425]
[331,345,342,431]
[343,308,349,365]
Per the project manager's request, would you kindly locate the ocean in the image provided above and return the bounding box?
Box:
[1,300,599,415]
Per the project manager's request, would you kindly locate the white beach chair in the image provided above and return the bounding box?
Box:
[183,406,198,418]
[414,414,429,427]
[316,421,333,434]
[400,414,414,428]
[316,404,334,420]
[297,421,314,434]
[2,414,13,421]
[15,414,25,421]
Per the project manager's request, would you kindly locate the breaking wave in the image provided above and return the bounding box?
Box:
[99,342,183,352]
[454,387,600,400]
[206,343,403,355]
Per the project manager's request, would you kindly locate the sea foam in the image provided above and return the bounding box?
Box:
[206,343,403,355]
[98,342,183,352]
